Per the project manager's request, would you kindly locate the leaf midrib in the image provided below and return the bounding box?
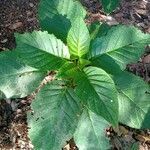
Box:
[87,110,101,148]
[81,71,116,125]
[91,37,149,59]
[20,41,70,61]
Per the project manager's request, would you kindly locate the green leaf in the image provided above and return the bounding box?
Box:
[38,0,86,42]
[0,91,5,99]
[100,0,120,13]
[40,15,71,43]
[79,58,91,68]
[88,21,102,40]
[15,31,70,71]
[57,62,77,79]
[27,80,81,150]
[130,142,139,150]
[90,25,150,74]
[74,66,118,126]
[88,22,110,40]
[67,17,90,57]
[39,0,86,22]
[0,51,45,99]
[74,109,111,150]
[113,71,150,129]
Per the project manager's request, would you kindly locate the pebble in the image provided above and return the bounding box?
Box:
[106,16,119,25]
[29,3,34,7]
[16,109,22,114]
[1,39,8,43]
[21,100,26,104]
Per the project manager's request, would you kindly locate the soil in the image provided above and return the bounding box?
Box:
[0,0,39,51]
[0,0,150,149]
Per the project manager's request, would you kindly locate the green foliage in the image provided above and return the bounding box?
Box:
[74,109,111,150]
[0,0,150,149]
[90,25,150,75]
[28,80,81,150]
[67,17,90,57]
[99,0,120,13]
[38,0,86,42]
[130,142,140,150]
[0,51,45,98]
[72,67,118,126]
[113,72,150,129]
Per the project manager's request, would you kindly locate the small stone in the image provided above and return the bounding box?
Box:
[11,101,18,111]
[1,39,8,43]
[27,18,36,22]
[27,11,32,16]
[17,109,22,114]
[29,3,34,7]
[21,100,26,104]
[106,131,111,136]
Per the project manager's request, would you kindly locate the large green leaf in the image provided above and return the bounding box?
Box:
[88,22,111,40]
[39,0,86,22]
[100,0,120,13]
[27,80,81,150]
[113,71,150,129]
[0,51,45,99]
[90,25,150,75]
[74,66,118,126]
[15,31,70,71]
[38,0,86,42]
[57,62,77,79]
[40,15,71,43]
[67,17,90,57]
[74,109,111,150]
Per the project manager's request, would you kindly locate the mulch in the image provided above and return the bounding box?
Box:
[0,0,150,149]
[0,0,39,51]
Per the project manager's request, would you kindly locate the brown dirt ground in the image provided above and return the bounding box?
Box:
[0,0,150,149]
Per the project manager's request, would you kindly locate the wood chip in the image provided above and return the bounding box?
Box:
[142,54,150,64]
[9,22,23,30]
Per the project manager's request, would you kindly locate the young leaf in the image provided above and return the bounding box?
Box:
[113,71,150,129]
[100,0,120,13]
[67,17,90,58]
[0,51,45,99]
[74,109,111,150]
[74,66,118,126]
[90,25,150,74]
[27,80,82,150]
[15,31,70,71]
[38,0,86,42]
